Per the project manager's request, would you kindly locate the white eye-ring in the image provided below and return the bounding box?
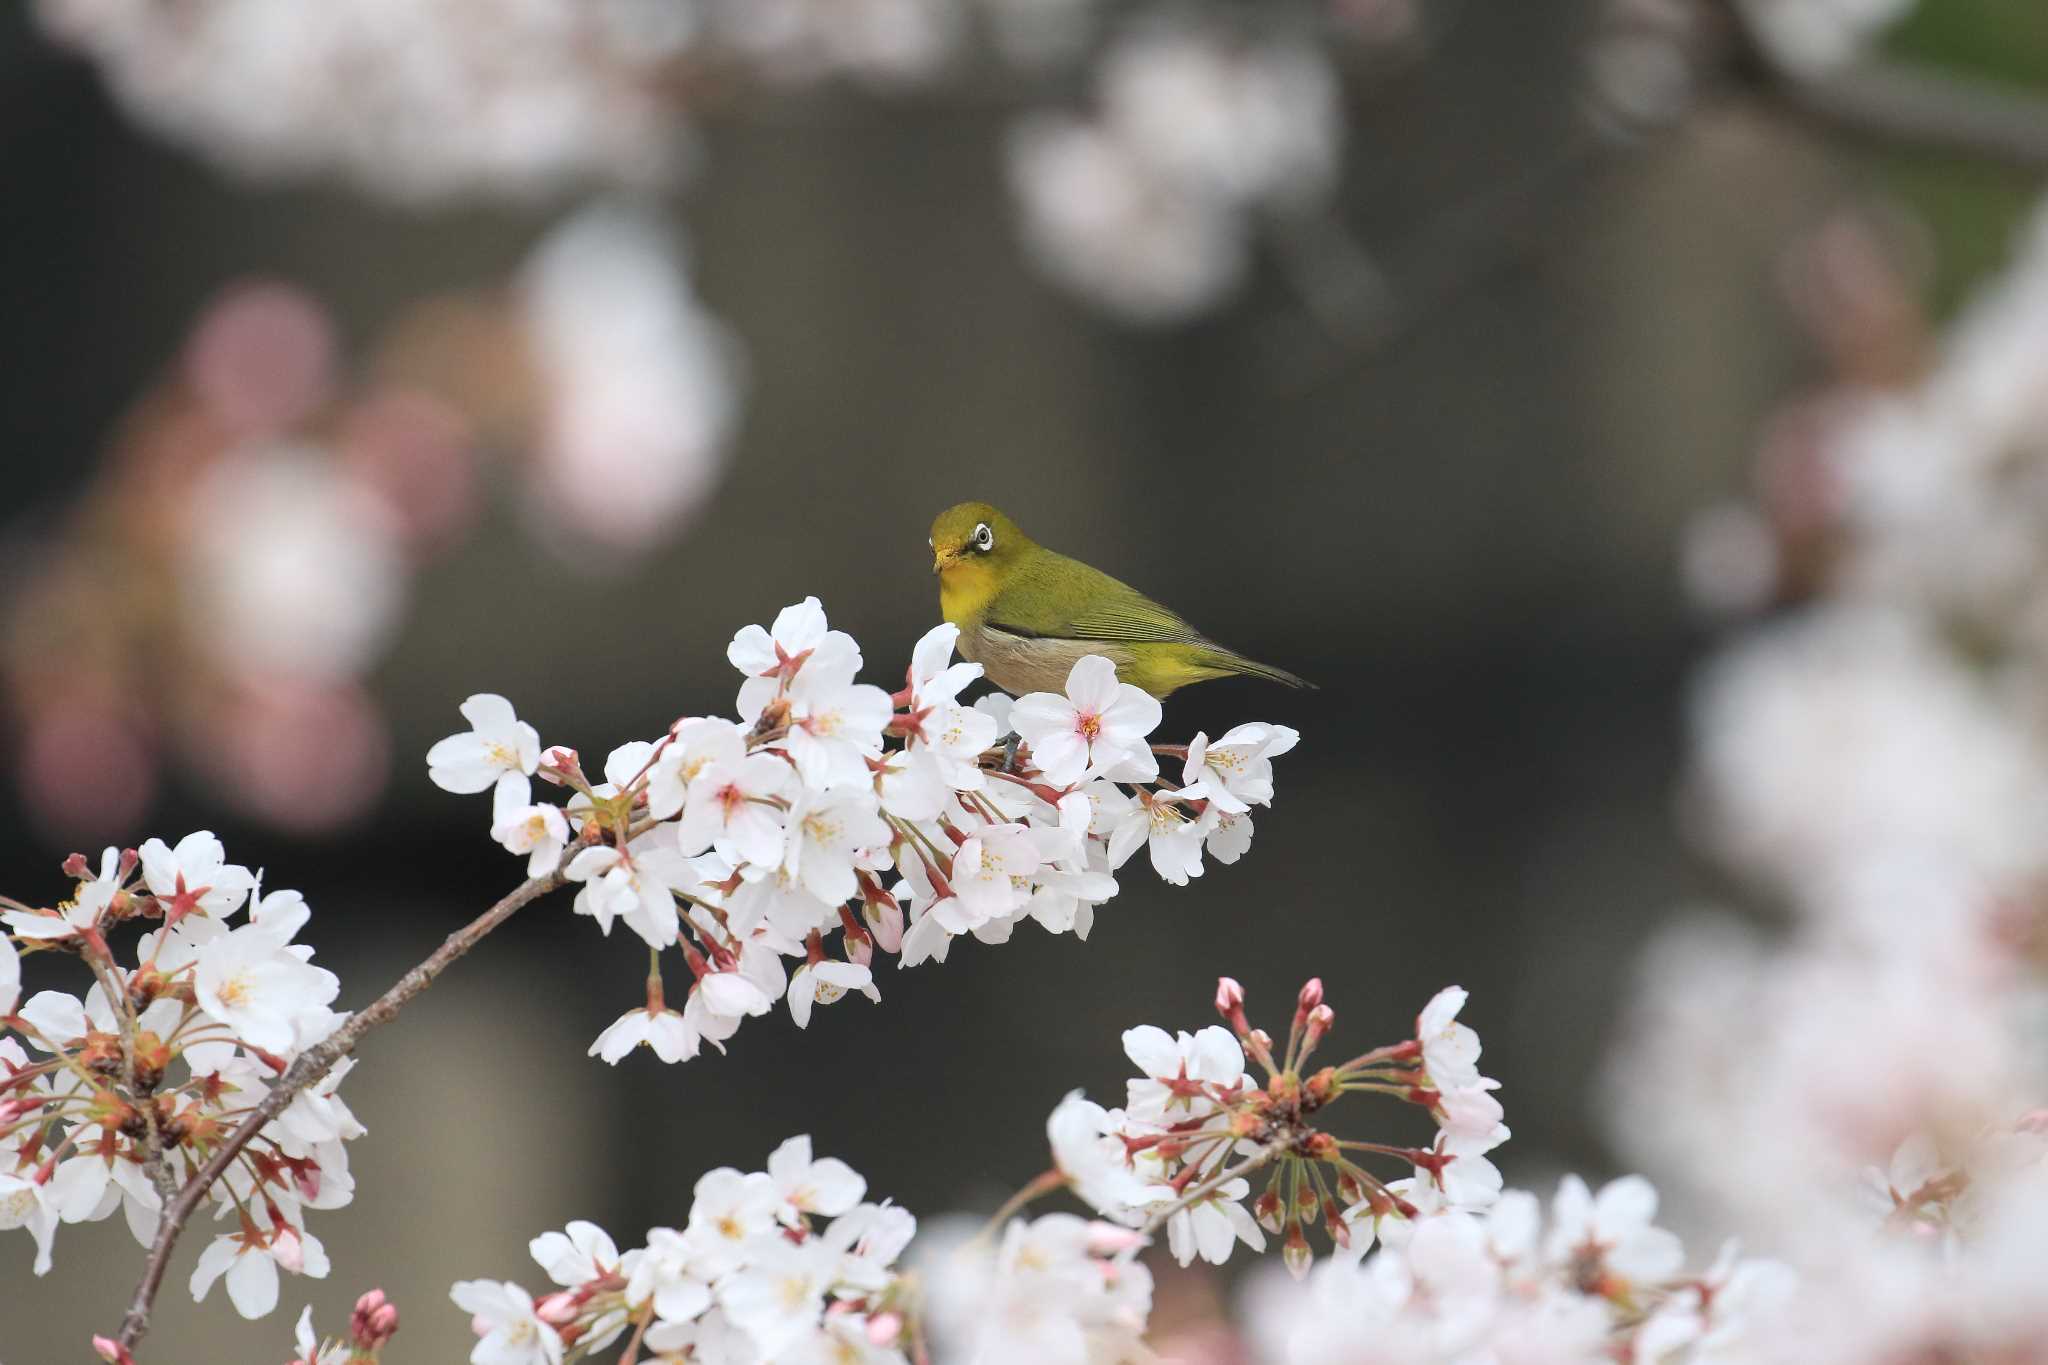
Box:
[973,523,994,551]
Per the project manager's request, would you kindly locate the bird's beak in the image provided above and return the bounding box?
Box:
[931,549,946,574]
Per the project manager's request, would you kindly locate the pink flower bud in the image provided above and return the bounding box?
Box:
[92,1337,136,1364]
[1085,1221,1149,1255]
[62,852,91,878]
[537,746,582,785]
[1303,1004,1334,1049]
[868,899,904,954]
[1214,977,1245,1016]
[866,1311,904,1347]
[1296,977,1324,1013]
[534,1291,579,1326]
[352,1289,399,1350]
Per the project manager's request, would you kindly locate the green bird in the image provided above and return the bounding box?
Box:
[929,501,1312,700]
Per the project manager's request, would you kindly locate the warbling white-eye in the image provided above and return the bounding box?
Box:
[930,501,1311,700]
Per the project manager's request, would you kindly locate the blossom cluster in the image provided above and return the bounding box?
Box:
[447,1136,914,1364]
[31,0,1408,327]
[8,201,736,843]
[1253,1175,1793,1363]
[427,597,1298,1067]
[1007,21,1343,322]
[1043,979,1507,1275]
[0,834,362,1319]
[1607,192,2048,1354]
[924,978,1788,1365]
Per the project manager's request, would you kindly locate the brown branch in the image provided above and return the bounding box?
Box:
[112,866,569,1354]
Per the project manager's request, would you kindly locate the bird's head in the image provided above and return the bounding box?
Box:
[929,502,1032,577]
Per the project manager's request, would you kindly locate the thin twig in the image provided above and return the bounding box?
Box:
[1137,1139,1291,1239]
[616,1303,656,1364]
[111,866,569,1353]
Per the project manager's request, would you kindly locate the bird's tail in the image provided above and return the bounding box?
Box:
[1200,647,1316,691]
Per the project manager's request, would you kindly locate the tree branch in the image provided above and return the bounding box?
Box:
[111,866,570,1354]
[1768,56,2048,172]
[1137,1139,1291,1239]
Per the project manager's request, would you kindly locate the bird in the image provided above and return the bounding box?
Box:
[929,500,1312,700]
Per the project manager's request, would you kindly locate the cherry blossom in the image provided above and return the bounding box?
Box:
[1010,655,1162,787]
[426,694,540,796]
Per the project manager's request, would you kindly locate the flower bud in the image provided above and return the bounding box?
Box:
[1295,977,1323,1015]
[1214,977,1247,1028]
[1303,1004,1334,1051]
[534,1291,579,1327]
[1216,977,1244,1009]
[537,746,582,785]
[1283,1224,1314,1280]
[866,1311,904,1347]
[63,851,91,879]
[92,1338,136,1364]
[1325,1198,1352,1247]
[1254,1189,1286,1235]
[1086,1221,1149,1255]
[352,1289,400,1350]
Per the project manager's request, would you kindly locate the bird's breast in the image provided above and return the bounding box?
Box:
[960,623,1136,698]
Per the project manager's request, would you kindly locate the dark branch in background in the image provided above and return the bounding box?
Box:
[1758,54,2048,171]
[1272,0,2048,393]
[1706,0,2048,172]
[112,868,571,1355]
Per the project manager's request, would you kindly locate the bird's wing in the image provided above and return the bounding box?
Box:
[987,555,1213,646]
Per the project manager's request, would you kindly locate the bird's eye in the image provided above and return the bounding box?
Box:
[974,523,994,551]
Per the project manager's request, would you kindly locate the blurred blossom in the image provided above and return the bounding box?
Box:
[708,0,963,86]
[1735,0,1916,74]
[1679,500,1779,616]
[1007,22,1344,322]
[1689,606,2048,903]
[1608,186,2048,1362]
[4,201,743,840]
[337,388,481,553]
[183,281,338,436]
[181,447,408,682]
[199,678,392,833]
[20,692,157,841]
[517,204,742,561]
[1009,114,1250,323]
[1098,27,1341,211]
[34,0,697,201]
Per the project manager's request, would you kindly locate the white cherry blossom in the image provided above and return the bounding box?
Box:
[427,693,541,795]
[139,830,255,921]
[1010,654,1161,787]
[449,1278,563,1365]
[590,1004,698,1065]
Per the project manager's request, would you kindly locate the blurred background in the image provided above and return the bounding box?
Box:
[3,0,2045,1358]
